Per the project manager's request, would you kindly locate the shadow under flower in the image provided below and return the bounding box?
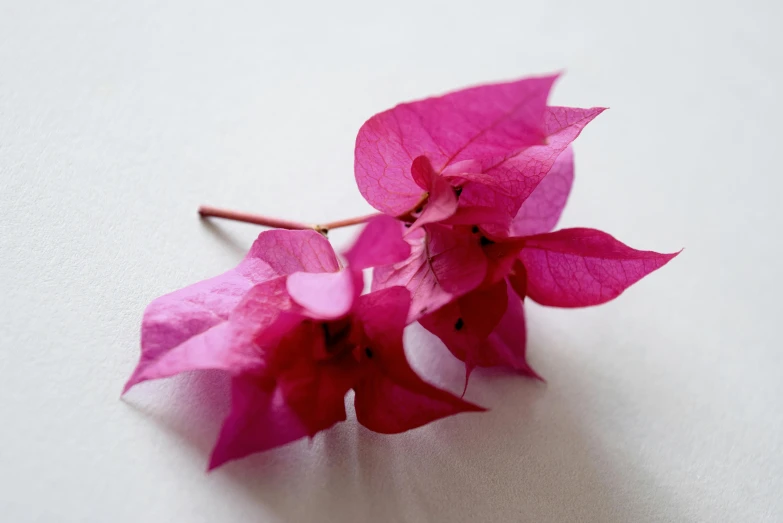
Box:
[122,370,231,461]
[123,325,690,523]
[198,218,254,258]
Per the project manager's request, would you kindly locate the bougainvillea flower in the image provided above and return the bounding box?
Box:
[405,150,677,380]
[123,230,342,390]
[355,74,604,235]
[356,76,677,381]
[359,80,604,324]
[355,75,557,217]
[419,227,678,380]
[124,216,482,469]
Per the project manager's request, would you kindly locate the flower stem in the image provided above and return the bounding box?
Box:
[198,205,379,232]
[198,205,311,230]
[315,213,381,232]
[199,191,429,233]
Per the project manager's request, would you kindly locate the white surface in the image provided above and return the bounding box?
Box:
[1,1,781,521]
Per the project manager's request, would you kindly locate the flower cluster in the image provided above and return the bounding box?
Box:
[124,74,677,469]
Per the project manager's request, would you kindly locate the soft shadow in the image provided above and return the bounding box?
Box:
[122,370,231,458]
[199,218,251,257]
[211,338,689,523]
[123,333,690,523]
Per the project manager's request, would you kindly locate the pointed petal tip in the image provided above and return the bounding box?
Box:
[540,71,563,98]
[548,70,565,82]
[455,373,486,413]
[206,454,223,472]
[121,374,141,397]
[207,445,233,472]
[464,400,488,413]
[658,248,683,266]
[522,366,546,383]
[461,363,475,398]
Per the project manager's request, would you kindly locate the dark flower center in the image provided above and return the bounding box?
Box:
[320,319,353,357]
[317,319,375,363]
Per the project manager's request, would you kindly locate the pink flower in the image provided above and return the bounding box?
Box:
[355,77,678,380]
[124,216,483,469]
[356,76,608,319]
[355,75,558,219]
[418,223,679,380]
[355,74,604,236]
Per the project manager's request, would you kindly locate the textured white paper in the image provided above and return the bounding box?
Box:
[1,1,781,521]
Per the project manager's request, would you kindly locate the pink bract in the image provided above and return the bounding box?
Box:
[209,285,483,468]
[518,228,680,307]
[355,75,558,216]
[419,226,678,381]
[419,280,541,381]
[355,73,603,237]
[124,230,339,392]
[450,107,604,235]
[343,214,410,270]
[124,217,482,469]
[510,146,574,237]
[356,77,676,382]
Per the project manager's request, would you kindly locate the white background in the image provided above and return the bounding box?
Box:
[1,1,781,521]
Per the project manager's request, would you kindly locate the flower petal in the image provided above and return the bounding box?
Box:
[272,325,354,435]
[286,270,356,320]
[352,285,411,351]
[352,286,484,433]
[247,229,341,275]
[520,228,679,307]
[507,259,528,299]
[406,156,459,234]
[418,280,508,381]
[209,318,360,469]
[123,277,297,392]
[476,283,540,379]
[442,169,516,229]
[481,237,527,285]
[353,373,484,434]
[510,146,574,236]
[355,75,558,215]
[457,107,604,230]
[372,224,487,321]
[343,215,411,271]
[443,204,513,230]
[208,376,311,470]
[124,230,338,393]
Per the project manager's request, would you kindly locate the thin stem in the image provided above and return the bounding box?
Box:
[315,213,381,232]
[198,205,311,230]
[199,190,431,234]
[199,205,378,233]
